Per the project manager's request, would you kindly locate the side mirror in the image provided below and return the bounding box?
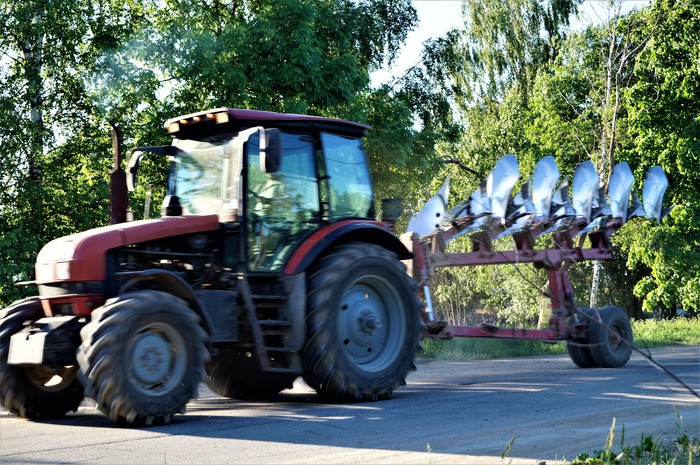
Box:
[260,128,281,173]
[381,198,403,222]
[126,151,143,192]
[126,145,183,191]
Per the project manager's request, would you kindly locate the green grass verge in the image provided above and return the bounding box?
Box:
[631,317,700,347]
[569,414,699,465]
[420,316,700,360]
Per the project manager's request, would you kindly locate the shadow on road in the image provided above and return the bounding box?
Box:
[3,347,697,463]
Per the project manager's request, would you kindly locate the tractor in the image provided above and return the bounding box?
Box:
[1,108,422,424]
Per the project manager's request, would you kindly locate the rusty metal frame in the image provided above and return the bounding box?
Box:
[404,218,623,342]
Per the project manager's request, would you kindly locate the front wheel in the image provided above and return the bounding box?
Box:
[302,243,423,401]
[0,298,84,420]
[77,291,208,425]
[587,306,633,368]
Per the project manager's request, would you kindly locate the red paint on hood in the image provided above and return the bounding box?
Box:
[35,215,220,283]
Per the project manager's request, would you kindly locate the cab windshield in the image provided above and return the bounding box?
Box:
[171,136,242,218]
[165,128,375,272]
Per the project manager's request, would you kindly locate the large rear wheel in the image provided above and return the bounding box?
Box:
[302,243,423,401]
[77,291,208,425]
[0,298,84,420]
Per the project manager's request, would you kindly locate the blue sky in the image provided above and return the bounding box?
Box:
[371,0,650,87]
[372,0,463,86]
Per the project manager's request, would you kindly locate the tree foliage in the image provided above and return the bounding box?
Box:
[455,0,581,103]
[143,0,415,114]
[0,0,421,306]
[622,0,700,315]
[1,0,152,302]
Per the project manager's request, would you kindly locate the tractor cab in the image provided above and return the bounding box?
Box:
[129,108,375,271]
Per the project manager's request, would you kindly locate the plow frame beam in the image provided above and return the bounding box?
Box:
[403,219,623,342]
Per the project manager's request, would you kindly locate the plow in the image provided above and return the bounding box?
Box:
[404,154,670,368]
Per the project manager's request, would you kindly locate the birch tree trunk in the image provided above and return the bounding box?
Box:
[24,12,45,186]
[588,0,649,309]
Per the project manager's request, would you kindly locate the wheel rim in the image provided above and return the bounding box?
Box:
[127,322,187,396]
[337,275,406,372]
[607,321,626,353]
[25,365,78,392]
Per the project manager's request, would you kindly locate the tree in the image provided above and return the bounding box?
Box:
[455,0,580,104]
[0,0,421,306]
[0,0,155,304]
[622,0,700,316]
[137,0,416,114]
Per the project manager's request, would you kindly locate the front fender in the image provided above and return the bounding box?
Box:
[115,269,214,335]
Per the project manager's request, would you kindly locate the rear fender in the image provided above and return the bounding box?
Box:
[283,221,411,275]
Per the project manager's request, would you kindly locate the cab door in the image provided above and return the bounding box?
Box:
[245,132,321,271]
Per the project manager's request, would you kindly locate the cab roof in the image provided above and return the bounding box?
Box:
[164,108,370,139]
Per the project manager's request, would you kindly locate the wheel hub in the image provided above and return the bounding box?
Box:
[358,310,379,335]
[132,334,171,385]
[346,296,385,350]
[338,283,391,367]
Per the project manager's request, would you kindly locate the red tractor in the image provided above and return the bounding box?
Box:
[1,108,422,424]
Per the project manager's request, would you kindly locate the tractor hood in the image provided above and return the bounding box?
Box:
[35,215,220,283]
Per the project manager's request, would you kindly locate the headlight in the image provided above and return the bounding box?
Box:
[55,261,71,280]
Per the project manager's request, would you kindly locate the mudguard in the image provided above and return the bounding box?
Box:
[283,220,411,275]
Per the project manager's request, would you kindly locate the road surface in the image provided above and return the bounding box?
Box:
[1,345,698,464]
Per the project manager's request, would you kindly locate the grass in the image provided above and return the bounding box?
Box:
[420,316,700,360]
[630,317,700,348]
[569,412,699,465]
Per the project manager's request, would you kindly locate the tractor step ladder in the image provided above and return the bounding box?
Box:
[237,274,302,374]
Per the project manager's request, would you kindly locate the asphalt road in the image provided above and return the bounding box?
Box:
[1,345,698,465]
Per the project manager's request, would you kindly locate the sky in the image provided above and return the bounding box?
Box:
[371,0,651,87]
[372,0,463,86]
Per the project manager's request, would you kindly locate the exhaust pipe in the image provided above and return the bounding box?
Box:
[109,121,128,224]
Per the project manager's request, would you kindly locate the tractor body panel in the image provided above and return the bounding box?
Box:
[34,215,220,316]
[36,215,220,283]
[283,219,410,275]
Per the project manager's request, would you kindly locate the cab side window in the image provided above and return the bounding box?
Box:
[320,133,373,219]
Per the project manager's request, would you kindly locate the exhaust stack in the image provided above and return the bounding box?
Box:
[109,121,128,224]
